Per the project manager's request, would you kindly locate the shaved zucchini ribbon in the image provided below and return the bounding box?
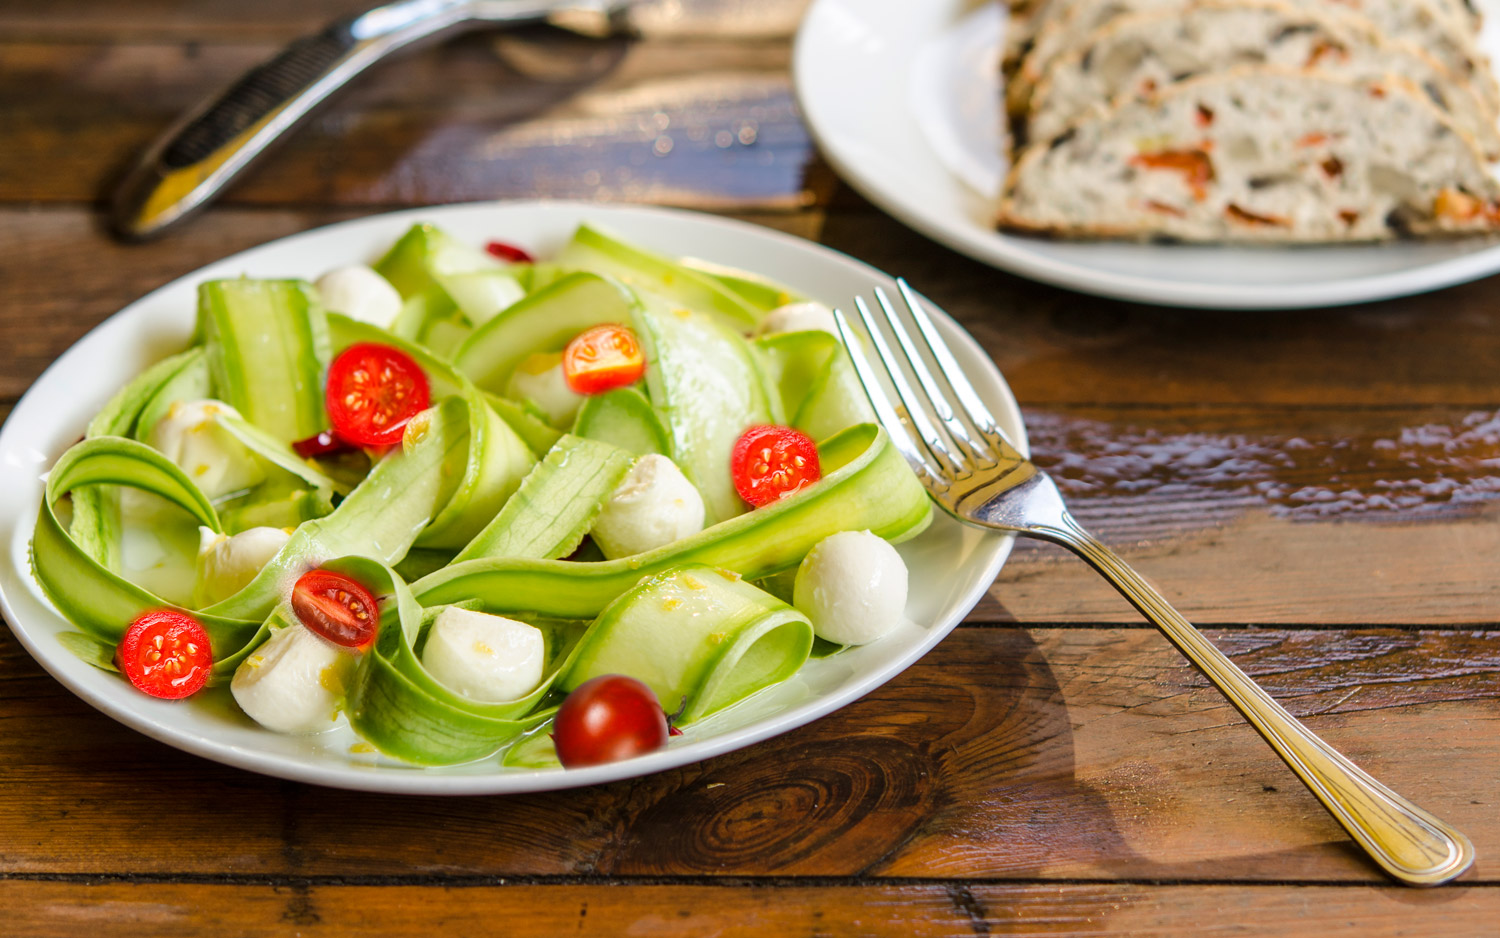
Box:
[340,556,561,766]
[31,437,255,655]
[412,422,932,617]
[29,393,484,672]
[346,557,816,766]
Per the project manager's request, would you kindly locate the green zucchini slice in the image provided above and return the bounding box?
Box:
[197,279,330,443]
[412,423,931,619]
[563,564,813,723]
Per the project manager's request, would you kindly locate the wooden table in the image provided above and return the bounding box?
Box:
[3,2,1497,934]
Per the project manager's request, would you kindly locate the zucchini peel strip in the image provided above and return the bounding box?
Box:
[341,557,562,765]
[30,436,260,657]
[563,564,814,723]
[412,423,932,619]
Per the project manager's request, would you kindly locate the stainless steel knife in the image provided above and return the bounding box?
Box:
[111,0,631,241]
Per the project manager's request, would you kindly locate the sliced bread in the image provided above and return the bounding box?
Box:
[1024,1,1500,157]
[1009,0,1498,117]
[998,68,1500,242]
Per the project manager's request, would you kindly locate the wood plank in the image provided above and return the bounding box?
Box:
[5,880,1498,937]
[2,625,1493,881]
[976,403,1500,625]
[2,35,812,209]
[984,502,1500,625]
[0,0,810,41]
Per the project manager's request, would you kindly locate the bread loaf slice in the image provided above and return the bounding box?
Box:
[998,69,1500,242]
[1025,1,1500,157]
[1009,0,1498,117]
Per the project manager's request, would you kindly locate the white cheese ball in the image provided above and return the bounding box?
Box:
[147,399,265,499]
[590,454,706,559]
[505,352,585,427]
[756,301,840,337]
[315,265,403,328]
[793,530,909,645]
[231,625,353,734]
[193,525,291,607]
[420,607,545,702]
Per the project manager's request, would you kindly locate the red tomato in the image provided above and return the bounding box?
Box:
[290,569,380,648]
[730,424,821,507]
[553,675,669,767]
[485,240,535,264]
[562,324,646,395]
[116,610,212,699]
[325,343,430,446]
[291,430,355,459]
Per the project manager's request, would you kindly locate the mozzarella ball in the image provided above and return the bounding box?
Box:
[315,265,403,328]
[194,525,291,607]
[590,454,706,558]
[756,301,840,337]
[505,352,585,427]
[420,607,545,702]
[231,624,353,734]
[793,530,909,645]
[147,399,265,499]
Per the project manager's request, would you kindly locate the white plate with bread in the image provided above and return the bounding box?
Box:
[794,0,1500,309]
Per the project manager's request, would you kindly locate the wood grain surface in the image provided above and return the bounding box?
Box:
[2,0,1498,934]
[3,626,1494,882]
[6,881,1499,937]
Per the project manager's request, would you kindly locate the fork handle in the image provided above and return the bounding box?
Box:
[1025,511,1474,886]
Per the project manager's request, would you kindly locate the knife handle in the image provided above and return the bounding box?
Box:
[111,2,476,240]
[159,22,360,172]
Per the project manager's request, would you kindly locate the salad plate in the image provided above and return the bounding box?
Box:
[0,200,1023,795]
[794,0,1500,310]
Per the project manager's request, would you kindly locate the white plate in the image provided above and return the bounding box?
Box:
[0,201,1022,795]
[794,0,1500,310]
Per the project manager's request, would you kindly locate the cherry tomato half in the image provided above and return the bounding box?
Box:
[325,342,431,447]
[553,674,669,768]
[291,569,380,648]
[117,609,213,699]
[562,324,646,395]
[485,240,535,264]
[730,424,821,507]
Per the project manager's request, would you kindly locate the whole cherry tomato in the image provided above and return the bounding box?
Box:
[730,424,821,507]
[325,342,430,447]
[553,674,670,767]
[116,609,213,699]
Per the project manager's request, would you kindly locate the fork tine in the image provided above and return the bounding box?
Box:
[895,278,1003,440]
[832,309,936,480]
[851,295,963,477]
[872,286,994,466]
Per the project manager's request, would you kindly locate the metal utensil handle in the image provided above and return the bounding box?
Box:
[1027,511,1475,886]
[111,0,481,239]
[157,21,363,172]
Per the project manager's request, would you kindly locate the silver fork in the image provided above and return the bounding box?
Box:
[834,279,1474,887]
